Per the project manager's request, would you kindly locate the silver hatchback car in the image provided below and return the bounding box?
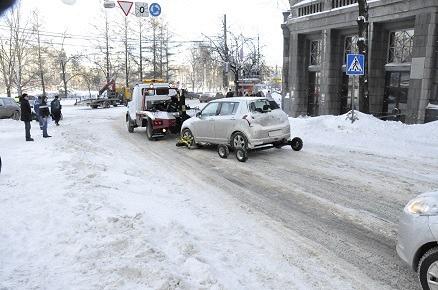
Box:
[397,191,438,289]
[181,97,290,149]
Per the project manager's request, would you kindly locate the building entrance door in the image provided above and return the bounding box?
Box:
[383,71,409,121]
[307,72,320,116]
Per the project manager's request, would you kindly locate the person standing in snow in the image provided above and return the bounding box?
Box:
[19,93,33,142]
[39,96,51,138]
[34,96,43,130]
[226,89,234,98]
[51,96,62,126]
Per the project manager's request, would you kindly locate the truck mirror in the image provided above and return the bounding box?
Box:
[196,112,201,118]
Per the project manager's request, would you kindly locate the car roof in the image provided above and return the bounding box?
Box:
[214,97,266,102]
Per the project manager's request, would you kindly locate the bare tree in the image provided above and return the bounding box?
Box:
[0,15,16,97]
[206,32,259,95]
[32,10,46,96]
[7,4,37,95]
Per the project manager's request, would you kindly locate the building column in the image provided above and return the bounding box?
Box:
[368,22,388,115]
[406,12,438,124]
[319,29,340,115]
[286,32,308,116]
[281,22,290,104]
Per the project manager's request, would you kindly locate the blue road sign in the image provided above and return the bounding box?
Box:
[346,54,365,76]
[149,3,161,17]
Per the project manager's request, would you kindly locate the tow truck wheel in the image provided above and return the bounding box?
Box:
[126,115,134,133]
[218,145,230,159]
[291,137,303,151]
[235,148,248,162]
[181,128,195,147]
[146,120,154,140]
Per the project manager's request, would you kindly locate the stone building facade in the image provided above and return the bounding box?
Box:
[282,0,438,123]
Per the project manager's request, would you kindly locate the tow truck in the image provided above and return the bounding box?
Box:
[126,80,192,140]
[77,80,131,109]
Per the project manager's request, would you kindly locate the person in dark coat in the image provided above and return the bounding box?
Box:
[50,96,62,126]
[225,89,234,98]
[39,96,51,138]
[19,93,33,141]
[34,96,43,130]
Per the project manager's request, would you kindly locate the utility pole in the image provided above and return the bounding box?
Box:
[124,17,129,87]
[139,20,143,81]
[152,21,157,79]
[165,29,169,82]
[357,0,369,113]
[159,26,163,79]
[223,14,229,89]
[105,14,110,83]
[257,34,261,79]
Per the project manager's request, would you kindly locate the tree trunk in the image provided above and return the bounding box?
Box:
[357,0,369,113]
[234,70,239,96]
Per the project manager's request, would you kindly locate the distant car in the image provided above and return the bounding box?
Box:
[199,92,224,103]
[186,91,200,100]
[397,191,438,290]
[0,97,20,120]
[181,97,290,149]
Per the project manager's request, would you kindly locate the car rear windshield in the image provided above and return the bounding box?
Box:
[249,99,277,113]
[142,88,169,96]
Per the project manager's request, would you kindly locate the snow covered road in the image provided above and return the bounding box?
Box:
[1,104,437,289]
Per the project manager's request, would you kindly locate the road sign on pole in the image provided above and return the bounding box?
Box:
[149,3,161,17]
[117,1,133,16]
[135,2,149,17]
[346,54,365,76]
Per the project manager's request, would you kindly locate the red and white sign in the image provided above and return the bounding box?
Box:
[117,1,133,16]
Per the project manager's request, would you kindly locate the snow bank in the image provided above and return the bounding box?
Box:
[290,112,438,160]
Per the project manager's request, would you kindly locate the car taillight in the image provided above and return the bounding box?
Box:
[153,120,163,126]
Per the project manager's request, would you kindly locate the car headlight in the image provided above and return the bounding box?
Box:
[405,196,438,216]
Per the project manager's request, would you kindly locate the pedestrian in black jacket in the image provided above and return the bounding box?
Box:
[50,96,62,126]
[19,93,33,141]
[39,96,51,138]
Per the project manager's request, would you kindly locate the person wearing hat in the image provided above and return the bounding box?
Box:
[19,93,33,141]
[39,96,51,138]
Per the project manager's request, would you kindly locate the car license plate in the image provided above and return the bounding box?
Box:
[268,130,282,137]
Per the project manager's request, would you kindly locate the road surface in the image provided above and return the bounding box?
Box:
[115,106,438,290]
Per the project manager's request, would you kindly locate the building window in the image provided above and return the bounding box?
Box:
[310,40,321,65]
[332,0,358,9]
[344,35,359,63]
[388,29,414,63]
[298,2,324,17]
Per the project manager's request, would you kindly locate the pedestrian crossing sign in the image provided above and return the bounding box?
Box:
[346,54,365,76]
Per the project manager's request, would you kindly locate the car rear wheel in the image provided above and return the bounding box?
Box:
[231,132,248,150]
[419,247,438,290]
[12,111,20,120]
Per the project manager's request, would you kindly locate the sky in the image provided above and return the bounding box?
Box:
[11,0,290,66]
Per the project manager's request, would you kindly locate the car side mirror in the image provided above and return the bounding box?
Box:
[196,112,202,118]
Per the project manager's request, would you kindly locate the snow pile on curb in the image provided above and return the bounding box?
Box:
[290,112,438,160]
